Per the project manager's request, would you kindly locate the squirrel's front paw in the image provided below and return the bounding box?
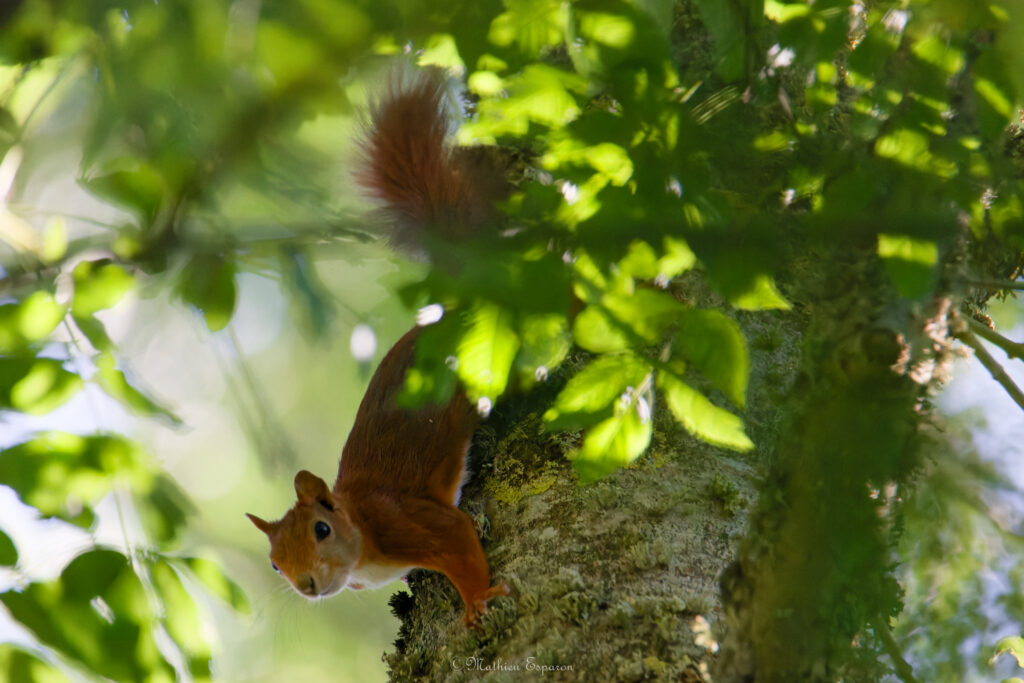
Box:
[464,583,511,627]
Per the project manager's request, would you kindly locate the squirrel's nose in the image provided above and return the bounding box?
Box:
[298,573,317,596]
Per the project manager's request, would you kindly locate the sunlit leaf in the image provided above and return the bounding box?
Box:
[878,233,939,299]
[658,371,753,451]
[994,636,1024,668]
[0,646,69,683]
[151,559,212,678]
[456,302,519,402]
[1,549,172,682]
[0,358,82,415]
[573,305,631,352]
[71,260,133,318]
[729,273,792,311]
[573,403,652,483]
[180,557,251,613]
[0,292,66,352]
[489,0,567,54]
[544,352,650,430]
[676,309,749,408]
[0,433,153,526]
[516,313,570,385]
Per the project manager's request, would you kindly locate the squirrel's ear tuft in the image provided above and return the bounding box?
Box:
[246,513,273,535]
[294,470,331,505]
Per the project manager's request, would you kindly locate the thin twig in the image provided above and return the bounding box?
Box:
[966,278,1024,291]
[953,324,1024,412]
[965,316,1024,361]
[873,616,920,683]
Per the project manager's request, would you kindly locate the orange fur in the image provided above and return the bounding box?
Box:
[248,329,509,626]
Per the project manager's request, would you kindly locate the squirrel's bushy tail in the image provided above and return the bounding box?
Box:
[358,72,504,246]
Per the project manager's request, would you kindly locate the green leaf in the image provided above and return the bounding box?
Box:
[995,636,1024,668]
[658,371,753,451]
[151,559,212,678]
[71,260,133,318]
[574,403,653,483]
[71,314,115,352]
[0,358,83,415]
[516,313,570,385]
[79,158,165,219]
[139,476,194,546]
[693,0,747,81]
[878,233,939,299]
[0,433,154,526]
[676,309,749,408]
[603,288,685,342]
[0,529,16,566]
[456,302,520,402]
[617,237,696,281]
[0,645,69,683]
[573,304,631,352]
[489,0,568,55]
[93,352,181,423]
[729,273,791,311]
[180,556,251,613]
[1,549,172,682]
[177,254,237,332]
[0,292,66,352]
[544,353,650,430]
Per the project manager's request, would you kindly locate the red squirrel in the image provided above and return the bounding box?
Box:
[247,71,510,627]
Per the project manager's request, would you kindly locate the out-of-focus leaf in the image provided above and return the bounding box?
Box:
[0,358,82,415]
[573,304,631,352]
[0,433,153,526]
[994,635,1024,668]
[180,556,251,614]
[676,309,749,408]
[573,400,652,483]
[658,370,753,451]
[544,353,650,430]
[0,529,16,565]
[93,352,181,423]
[71,314,114,352]
[515,313,570,385]
[729,273,791,311]
[1,549,171,682]
[603,288,684,342]
[693,0,746,81]
[456,302,519,402]
[281,248,334,340]
[0,645,69,683]
[176,254,237,332]
[71,260,133,318]
[79,158,164,219]
[138,476,194,546]
[878,233,939,299]
[0,292,66,352]
[617,237,696,281]
[151,559,211,679]
[489,0,567,55]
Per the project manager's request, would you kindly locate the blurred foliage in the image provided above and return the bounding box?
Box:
[0,0,1020,680]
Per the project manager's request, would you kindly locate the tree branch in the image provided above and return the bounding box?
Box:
[873,616,920,683]
[965,316,1024,361]
[951,314,1024,412]
[966,278,1024,291]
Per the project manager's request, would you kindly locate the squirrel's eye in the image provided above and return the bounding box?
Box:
[271,561,279,573]
[314,521,330,541]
